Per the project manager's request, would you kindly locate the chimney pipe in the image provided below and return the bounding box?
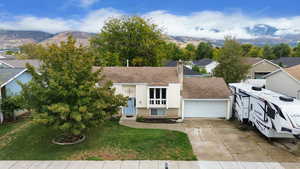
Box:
[177,60,183,90]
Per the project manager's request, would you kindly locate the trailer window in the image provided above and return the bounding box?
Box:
[264,102,268,122]
[250,104,253,111]
[266,104,275,119]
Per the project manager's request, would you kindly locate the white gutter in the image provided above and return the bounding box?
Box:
[0,60,14,68]
[183,98,231,101]
[0,69,27,88]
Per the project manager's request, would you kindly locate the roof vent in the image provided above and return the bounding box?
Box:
[279,96,294,102]
[252,86,262,91]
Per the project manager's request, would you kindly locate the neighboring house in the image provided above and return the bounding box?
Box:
[272,57,300,68]
[165,60,201,76]
[0,68,32,98]
[95,62,232,120]
[265,65,300,99]
[242,57,280,79]
[0,59,41,70]
[0,68,32,122]
[0,55,17,60]
[193,58,219,74]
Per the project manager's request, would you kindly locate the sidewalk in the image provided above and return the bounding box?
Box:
[1,160,300,169]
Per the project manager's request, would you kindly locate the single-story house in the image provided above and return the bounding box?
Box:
[264,65,300,99]
[193,58,219,74]
[0,59,41,70]
[242,57,280,79]
[95,62,232,120]
[272,57,300,68]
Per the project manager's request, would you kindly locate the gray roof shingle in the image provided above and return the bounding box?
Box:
[0,68,26,86]
[272,57,300,68]
[193,58,214,66]
[0,59,41,69]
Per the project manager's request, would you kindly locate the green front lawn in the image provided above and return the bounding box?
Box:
[0,118,29,137]
[0,118,196,160]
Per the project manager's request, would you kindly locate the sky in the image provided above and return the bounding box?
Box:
[0,0,300,39]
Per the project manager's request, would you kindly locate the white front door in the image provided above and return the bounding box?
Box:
[184,100,227,118]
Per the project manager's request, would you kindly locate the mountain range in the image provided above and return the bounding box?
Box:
[0,24,299,50]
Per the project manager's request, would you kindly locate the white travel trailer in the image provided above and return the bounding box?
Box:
[230,83,300,139]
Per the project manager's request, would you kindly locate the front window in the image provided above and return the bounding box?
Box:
[149,88,166,105]
[150,108,166,116]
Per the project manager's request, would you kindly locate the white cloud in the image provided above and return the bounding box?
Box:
[79,8,123,32]
[79,0,99,8]
[0,16,75,33]
[1,8,300,39]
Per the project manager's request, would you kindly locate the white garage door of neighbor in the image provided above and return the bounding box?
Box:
[184,100,227,118]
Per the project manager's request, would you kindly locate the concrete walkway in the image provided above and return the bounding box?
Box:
[1,160,300,169]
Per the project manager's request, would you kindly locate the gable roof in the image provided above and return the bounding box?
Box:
[193,58,214,66]
[242,57,263,65]
[183,77,231,99]
[0,59,41,70]
[94,67,179,86]
[264,65,300,85]
[272,57,300,68]
[0,68,27,87]
[285,65,300,81]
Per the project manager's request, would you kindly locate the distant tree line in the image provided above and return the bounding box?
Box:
[17,16,300,66]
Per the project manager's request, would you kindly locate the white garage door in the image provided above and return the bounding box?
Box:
[184,100,228,118]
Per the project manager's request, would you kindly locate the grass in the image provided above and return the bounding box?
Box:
[0,117,29,137]
[0,118,196,160]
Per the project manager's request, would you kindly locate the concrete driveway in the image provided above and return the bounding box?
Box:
[183,118,300,162]
[121,118,300,163]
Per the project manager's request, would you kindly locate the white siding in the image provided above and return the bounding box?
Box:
[167,83,181,108]
[136,85,147,108]
[266,71,300,99]
[112,84,136,98]
[205,61,219,74]
[112,84,122,95]
[113,83,181,109]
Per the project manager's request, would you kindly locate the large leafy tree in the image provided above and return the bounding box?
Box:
[195,42,214,59]
[272,43,291,58]
[241,44,253,56]
[246,46,263,58]
[18,43,48,59]
[184,43,196,60]
[20,36,127,138]
[90,16,166,66]
[292,43,300,57]
[214,37,250,83]
[164,42,185,61]
[262,45,276,60]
